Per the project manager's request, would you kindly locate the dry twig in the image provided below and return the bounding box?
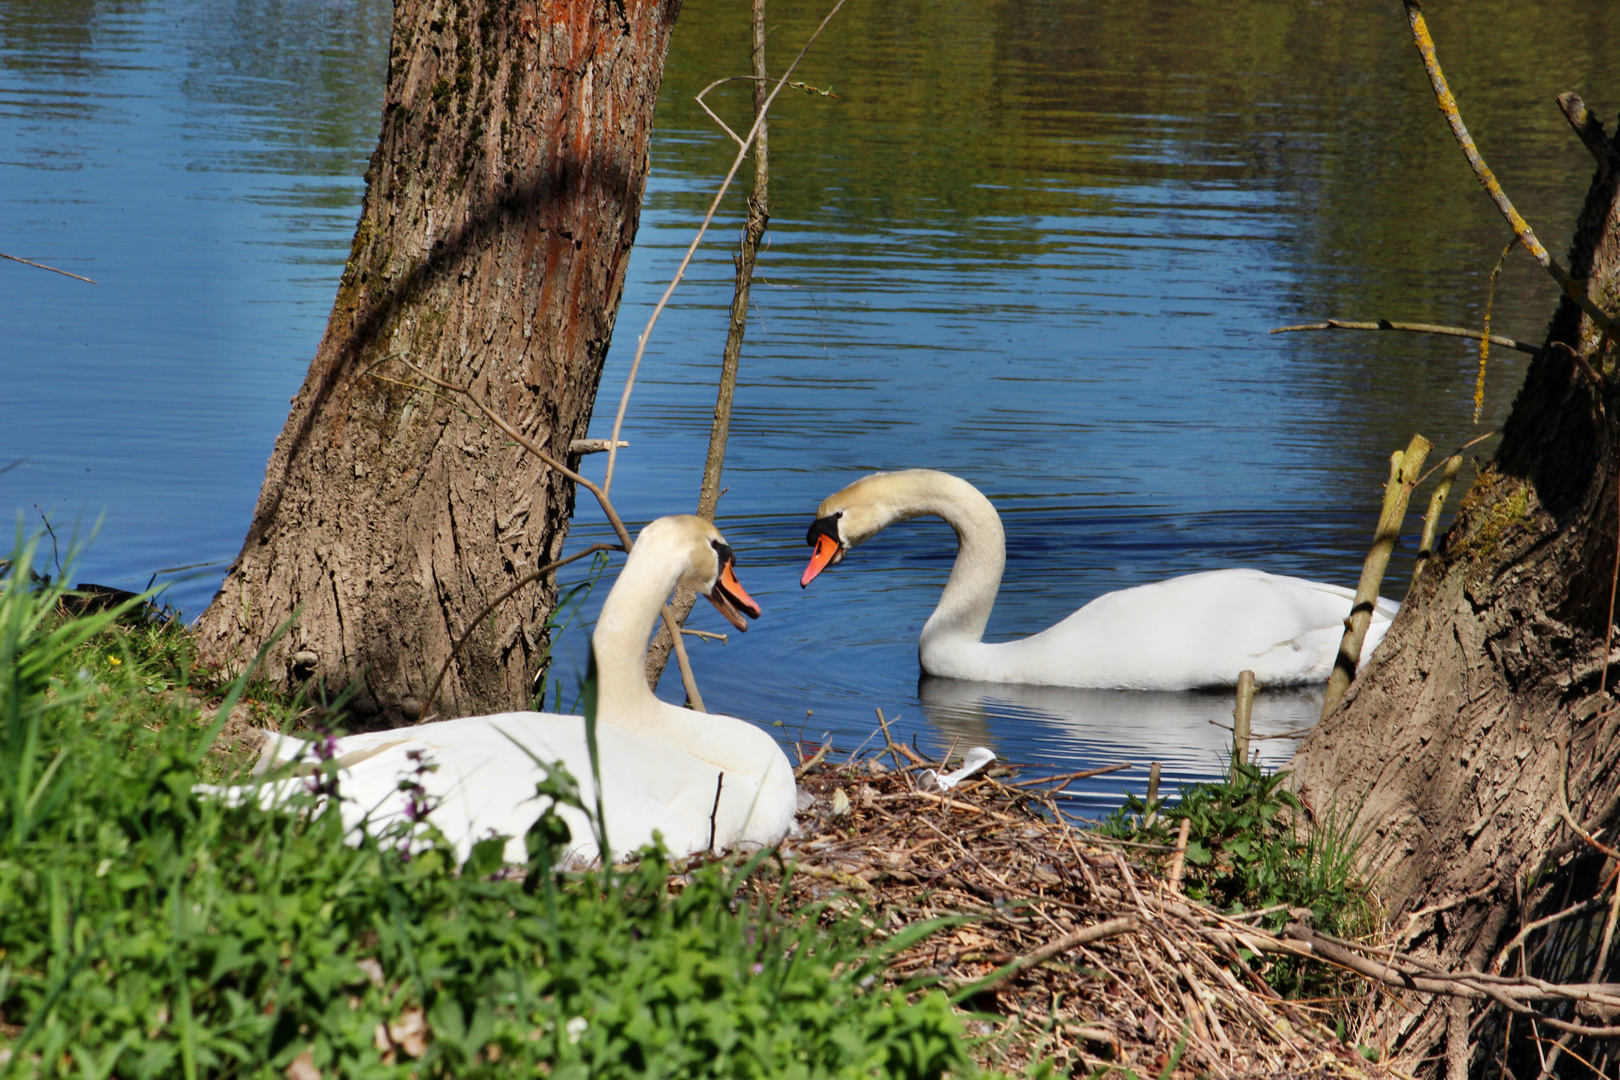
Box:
[0,251,97,284]
[1271,318,1537,355]
[602,0,850,495]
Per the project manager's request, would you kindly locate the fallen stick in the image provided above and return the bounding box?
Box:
[875,708,928,768]
[872,790,1008,817]
[793,739,831,779]
[0,251,97,284]
[950,916,1139,1001]
[1271,318,1537,355]
[1007,762,1132,788]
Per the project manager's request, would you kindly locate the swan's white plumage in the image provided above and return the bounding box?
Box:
[208,516,797,867]
[805,470,1398,691]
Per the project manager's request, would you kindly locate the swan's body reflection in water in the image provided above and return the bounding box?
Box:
[916,676,1323,818]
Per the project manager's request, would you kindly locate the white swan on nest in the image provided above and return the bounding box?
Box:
[208,515,797,867]
[800,469,1397,691]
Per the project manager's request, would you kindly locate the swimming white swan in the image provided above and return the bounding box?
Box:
[212,516,797,867]
[800,469,1397,691]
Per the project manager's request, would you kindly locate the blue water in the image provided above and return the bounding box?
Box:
[1,0,389,593]
[4,0,1615,813]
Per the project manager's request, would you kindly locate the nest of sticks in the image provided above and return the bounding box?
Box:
[764,743,1396,1079]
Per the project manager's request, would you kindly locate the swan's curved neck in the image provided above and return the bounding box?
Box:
[588,532,771,779]
[877,472,1005,652]
[591,541,677,729]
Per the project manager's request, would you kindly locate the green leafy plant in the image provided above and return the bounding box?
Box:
[1095,760,1375,997]
[0,540,986,1079]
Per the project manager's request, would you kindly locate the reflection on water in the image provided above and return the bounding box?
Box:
[0,0,391,593]
[4,0,1620,800]
[917,676,1320,817]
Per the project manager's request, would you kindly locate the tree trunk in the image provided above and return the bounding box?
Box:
[193,0,681,724]
[1290,101,1620,1075]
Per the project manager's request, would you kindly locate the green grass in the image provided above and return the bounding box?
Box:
[0,538,984,1079]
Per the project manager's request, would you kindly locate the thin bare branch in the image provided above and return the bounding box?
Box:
[645,0,778,687]
[661,605,705,713]
[569,438,628,454]
[1493,895,1610,970]
[1416,455,1463,567]
[953,917,1140,1000]
[1005,762,1132,789]
[1264,923,1620,1018]
[389,357,633,549]
[1403,1,1615,339]
[602,0,850,496]
[1270,318,1538,355]
[694,75,838,148]
[0,252,97,284]
[1416,430,1497,485]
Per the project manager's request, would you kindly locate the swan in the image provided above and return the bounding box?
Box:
[209,516,797,868]
[800,469,1397,691]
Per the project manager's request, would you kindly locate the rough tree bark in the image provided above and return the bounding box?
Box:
[193,0,682,723]
[1290,99,1620,1075]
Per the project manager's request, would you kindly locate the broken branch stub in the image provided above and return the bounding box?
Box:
[1321,433,1432,719]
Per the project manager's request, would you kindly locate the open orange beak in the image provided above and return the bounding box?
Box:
[706,552,761,632]
[801,532,842,588]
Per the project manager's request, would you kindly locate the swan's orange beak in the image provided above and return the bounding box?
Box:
[706,550,761,632]
[801,531,842,588]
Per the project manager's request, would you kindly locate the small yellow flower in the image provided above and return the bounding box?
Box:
[107,655,122,666]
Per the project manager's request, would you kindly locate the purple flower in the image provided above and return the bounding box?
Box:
[304,723,340,797]
[398,750,439,822]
